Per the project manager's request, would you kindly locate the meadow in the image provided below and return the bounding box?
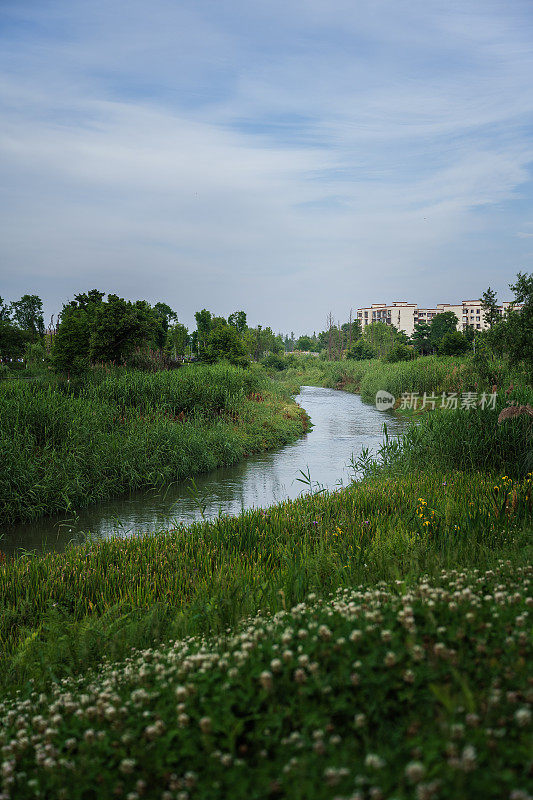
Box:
[0,364,308,525]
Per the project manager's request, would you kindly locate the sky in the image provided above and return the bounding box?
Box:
[1,0,532,334]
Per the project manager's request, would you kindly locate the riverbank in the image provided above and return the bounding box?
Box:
[273,353,530,405]
[0,364,308,526]
[1,466,531,695]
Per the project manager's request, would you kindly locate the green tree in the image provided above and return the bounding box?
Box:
[52,290,104,374]
[150,303,176,351]
[0,321,29,363]
[295,335,314,351]
[384,343,415,362]
[411,322,432,355]
[10,294,45,341]
[52,307,92,374]
[480,287,500,329]
[362,322,397,359]
[166,322,189,358]
[429,311,459,351]
[194,309,213,356]
[501,272,533,369]
[347,338,376,360]
[89,296,157,364]
[201,323,250,368]
[228,311,247,334]
[0,297,11,322]
[438,331,469,356]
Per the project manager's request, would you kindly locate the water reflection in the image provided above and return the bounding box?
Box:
[2,387,405,556]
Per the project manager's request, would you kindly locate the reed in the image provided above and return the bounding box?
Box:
[0,365,307,525]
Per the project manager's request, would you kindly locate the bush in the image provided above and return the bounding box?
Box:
[347,338,376,360]
[438,331,469,355]
[262,353,287,371]
[383,343,415,363]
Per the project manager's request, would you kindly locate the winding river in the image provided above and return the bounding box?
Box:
[2,387,405,557]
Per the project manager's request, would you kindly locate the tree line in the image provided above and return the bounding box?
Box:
[0,290,288,373]
[1,272,531,373]
[284,273,532,368]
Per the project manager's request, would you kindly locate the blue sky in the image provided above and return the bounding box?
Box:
[1,0,532,332]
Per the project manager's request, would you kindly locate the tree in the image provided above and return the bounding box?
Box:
[295,335,314,352]
[438,331,469,356]
[0,321,29,363]
[362,322,396,359]
[166,322,189,358]
[347,338,376,360]
[228,311,247,334]
[52,306,92,374]
[411,322,432,355]
[10,295,45,341]
[480,287,499,329]
[201,323,250,368]
[89,295,157,364]
[0,297,11,322]
[501,272,533,369]
[52,290,104,374]
[429,311,459,351]
[194,309,213,356]
[151,303,176,351]
[384,343,415,363]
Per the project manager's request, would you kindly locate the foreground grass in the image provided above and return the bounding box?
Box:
[0,364,307,525]
[1,562,531,799]
[1,469,531,696]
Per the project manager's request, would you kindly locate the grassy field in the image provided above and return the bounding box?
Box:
[0,363,308,525]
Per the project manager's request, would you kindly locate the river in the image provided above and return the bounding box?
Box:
[1,387,405,557]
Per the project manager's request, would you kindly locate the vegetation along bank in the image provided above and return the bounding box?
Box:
[0,363,308,525]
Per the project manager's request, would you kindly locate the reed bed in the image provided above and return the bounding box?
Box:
[0,365,306,525]
[0,562,530,799]
[278,355,527,404]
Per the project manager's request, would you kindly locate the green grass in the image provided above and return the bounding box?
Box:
[0,363,308,525]
[0,562,530,799]
[1,468,531,696]
[276,354,529,404]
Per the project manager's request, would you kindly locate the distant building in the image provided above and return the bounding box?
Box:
[357,300,521,338]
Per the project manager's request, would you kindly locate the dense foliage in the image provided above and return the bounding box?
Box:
[0,365,307,524]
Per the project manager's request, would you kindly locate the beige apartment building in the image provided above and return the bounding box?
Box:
[357,300,519,338]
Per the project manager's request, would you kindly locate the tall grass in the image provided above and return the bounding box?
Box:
[276,354,527,403]
[0,468,530,694]
[0,364,306,525]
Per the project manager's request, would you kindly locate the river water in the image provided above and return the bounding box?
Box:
[2,387,405,557]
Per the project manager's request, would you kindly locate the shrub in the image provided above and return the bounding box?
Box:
[383,343,415,363]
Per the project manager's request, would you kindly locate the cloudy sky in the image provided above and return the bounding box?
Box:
[1,0,532,333]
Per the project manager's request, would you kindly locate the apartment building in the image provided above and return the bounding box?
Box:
[357,301,441,338]
[357,300,520,338]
